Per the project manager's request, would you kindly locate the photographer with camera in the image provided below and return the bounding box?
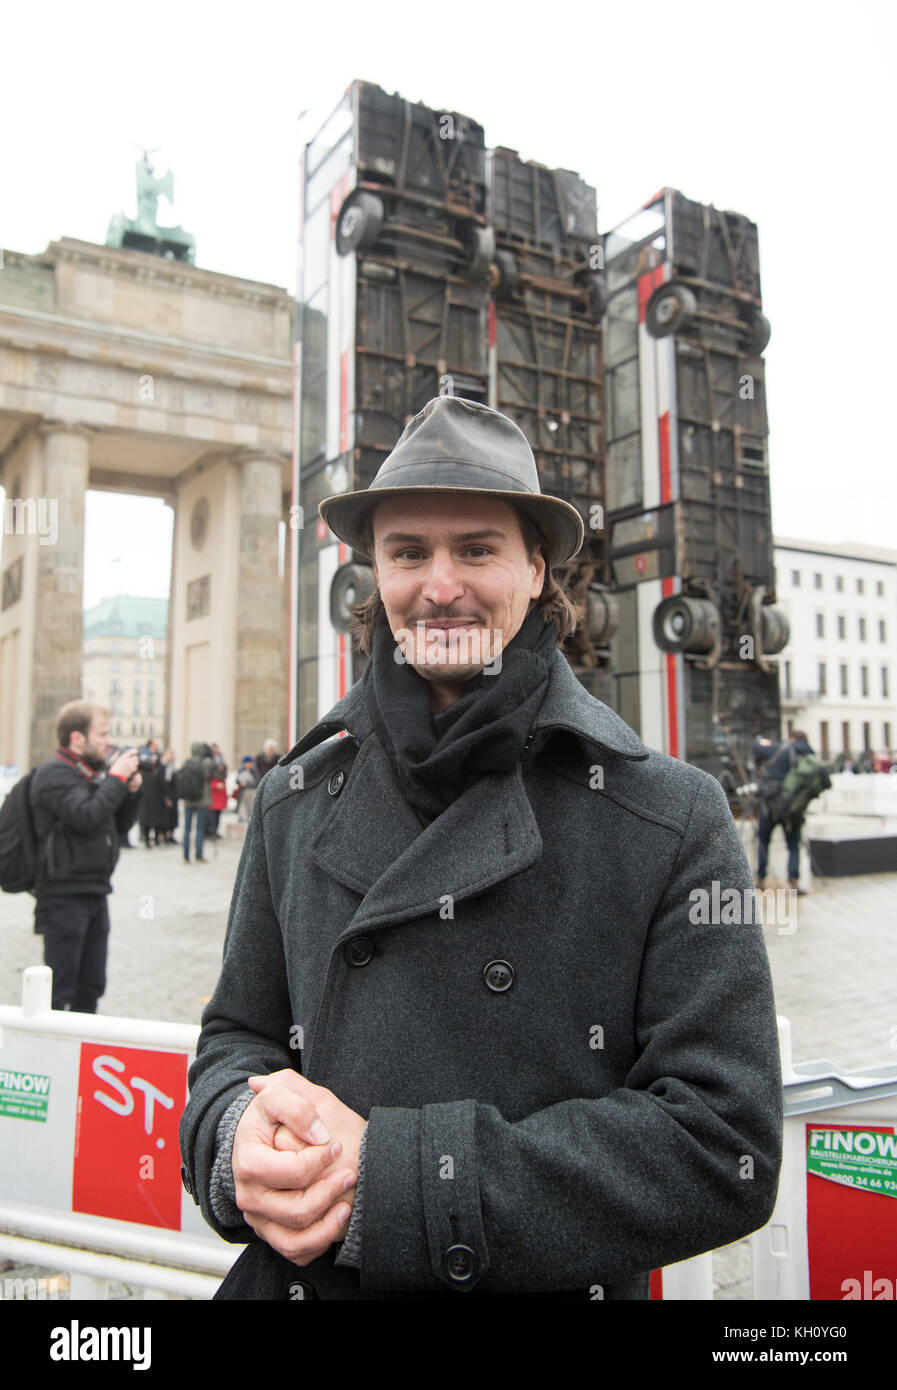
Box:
[29,700,143,1013]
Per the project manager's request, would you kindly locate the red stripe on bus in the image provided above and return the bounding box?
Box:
[637,266,664,324]
[661,576,680,760]
[658,410,671,504]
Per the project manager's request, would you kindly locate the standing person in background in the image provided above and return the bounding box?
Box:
[159,747,179,844]
[30,701,142,1012]
[254,739,280,781]
[757,730,815,893]
[179,742,214,864]
[207,744,228,840]
[137,742,166,848]
[235,757,259,823]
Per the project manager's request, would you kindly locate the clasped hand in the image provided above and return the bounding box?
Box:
[231,1069,367,1266]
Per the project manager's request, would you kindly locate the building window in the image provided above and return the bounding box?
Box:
[813,572,823,590]
[815,612,825,638]
[110,680,123,696]
[858,616,866,642]
[786,718,794,739]
[877,581,885,597]
[791,570,801,587]
[835,576,844,593]
[132,722,137,734]
[837,615,846,640]
[111,662,122,673]
[819,720,829,757]
[818,661,827,695]
[840,665,849,697]
[842,720,851,753]
[880,619,887,643]
[860,665,869,698]
[857,578,864,595]
[863,721,872,751]
[784,661,792,698]
[885,721,892,749]
[883,667,890,700]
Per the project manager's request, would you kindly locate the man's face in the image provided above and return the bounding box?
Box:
[73,714,111,769]
[371,493,545,690]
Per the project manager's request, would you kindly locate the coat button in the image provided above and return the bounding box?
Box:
[328,770,345,796]
[344,935,374,967]
[287,1280,317,1300]
[484,959,515,992]
[444,1244,479,1284]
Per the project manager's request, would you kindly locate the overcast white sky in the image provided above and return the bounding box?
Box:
[1,0,895,602]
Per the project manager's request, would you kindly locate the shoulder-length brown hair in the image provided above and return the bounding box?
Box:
[346,504,581,657]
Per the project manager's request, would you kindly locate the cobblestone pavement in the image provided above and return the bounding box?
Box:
[2,807,894,1300]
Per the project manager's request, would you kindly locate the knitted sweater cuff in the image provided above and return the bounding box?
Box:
[209,1087,256,1227]
[334,1123,368,1269]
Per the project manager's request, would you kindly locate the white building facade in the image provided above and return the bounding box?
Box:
[774,537,897,759]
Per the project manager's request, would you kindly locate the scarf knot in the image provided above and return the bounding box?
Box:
[362,607,557,823]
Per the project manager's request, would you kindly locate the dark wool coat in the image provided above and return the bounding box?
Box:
[137,761,167,831]
[179,649,783,1300]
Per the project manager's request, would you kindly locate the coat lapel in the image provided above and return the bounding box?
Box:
[309,733,542,939]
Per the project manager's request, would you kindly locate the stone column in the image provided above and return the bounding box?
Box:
[234,451,287,761]
[30,422,92,765]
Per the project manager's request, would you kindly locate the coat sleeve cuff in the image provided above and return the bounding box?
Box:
[358,1100,490,1293]
[209,1087,256,1227]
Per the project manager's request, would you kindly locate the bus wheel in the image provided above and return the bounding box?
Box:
[466,225,495,277]
[743,310,771,355]
[330,563,375,632]
[492,249,518,298]
[336,192,385,256]
[645,283,696,338]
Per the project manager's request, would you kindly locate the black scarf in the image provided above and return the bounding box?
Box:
[362,606,557,824]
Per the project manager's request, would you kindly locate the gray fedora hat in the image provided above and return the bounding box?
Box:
[317,397,584,568]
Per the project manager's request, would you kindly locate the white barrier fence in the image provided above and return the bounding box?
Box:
[1,972,894,1300]
[814,770,897,819]
[0,967,238,1300]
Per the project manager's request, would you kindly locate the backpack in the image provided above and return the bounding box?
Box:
[0,769,40,893]
[175,758,205,802]
[764,752,832,823]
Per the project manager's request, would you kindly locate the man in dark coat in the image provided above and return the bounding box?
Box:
[756,730,814,891]
[180,398,783,1299]
[30,701,142,1011]
[254,740,280,780]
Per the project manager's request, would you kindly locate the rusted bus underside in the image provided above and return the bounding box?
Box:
[488,147,608,589]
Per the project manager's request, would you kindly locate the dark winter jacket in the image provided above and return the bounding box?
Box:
[179,648,783,1299]
[182,742,215,810]
[760,738,814,823]
[30,747,140,897]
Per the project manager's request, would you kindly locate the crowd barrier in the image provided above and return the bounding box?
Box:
[0,967,237,1299]
[1,973,894,1299]
[750,1017,897,1299]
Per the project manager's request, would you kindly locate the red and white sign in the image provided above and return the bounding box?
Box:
[72,1043,187,1230]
